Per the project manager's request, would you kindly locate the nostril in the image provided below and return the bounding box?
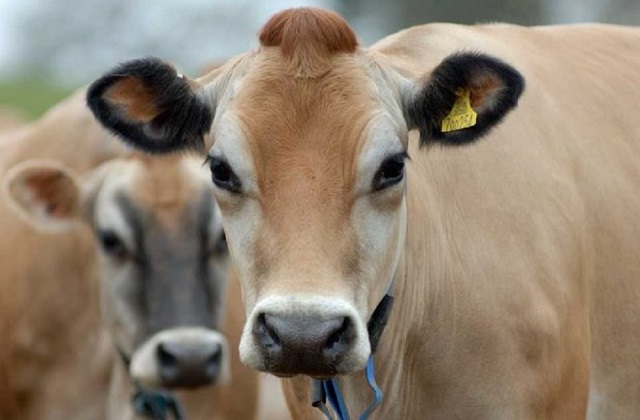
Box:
[157,343,180,383]
[325,317,351,353]
[205,344,222,379]
[157,343,177,367]
[257,313,281,348]
[209,344,222,363]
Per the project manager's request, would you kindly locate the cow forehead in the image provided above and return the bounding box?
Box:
[130,153,208,208]
[223,51,382,195]
[97,154,215,235]
[233,50,376,131]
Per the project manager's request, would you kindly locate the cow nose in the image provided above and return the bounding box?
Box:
[253,313,355,376]
[156,339,222,388]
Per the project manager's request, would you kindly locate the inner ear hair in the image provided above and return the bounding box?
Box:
[104,75,161,123]
[2,160,81,229]
[23,171,79,219]
[467,70,505,113]
[409,52,525,146]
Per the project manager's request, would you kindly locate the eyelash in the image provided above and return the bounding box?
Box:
[204,155,242,193]
[372,151,409,192]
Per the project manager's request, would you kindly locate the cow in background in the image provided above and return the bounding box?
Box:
[0,90,124,418]
[0,92,284,418]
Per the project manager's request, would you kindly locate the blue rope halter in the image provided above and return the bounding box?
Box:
[132,388,185,420]
[311,292,395,420]
[117,348,185,420]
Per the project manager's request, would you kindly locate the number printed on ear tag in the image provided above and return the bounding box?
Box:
[441,88,477,133]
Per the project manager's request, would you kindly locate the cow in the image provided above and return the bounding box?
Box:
[2,151,265,419]
[0,90,125,419]
[84,7,640,419]
[0,93,283,419]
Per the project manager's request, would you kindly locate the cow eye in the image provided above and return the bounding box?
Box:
[212,231,228,255]
[206,156,241,193]
[372,152,407,192]
[97,230,129,258]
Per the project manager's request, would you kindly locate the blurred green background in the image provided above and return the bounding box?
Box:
[0,77,71,120]
[0,0,638,122]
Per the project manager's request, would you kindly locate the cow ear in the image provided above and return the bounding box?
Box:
[2,160,82,231]
[87,57,213,154]
[406,52,524,146]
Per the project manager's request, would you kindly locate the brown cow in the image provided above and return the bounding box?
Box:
[0,90,125,419]
[2,152,264,419]
[85,7,640,420]
[0,93,277,419]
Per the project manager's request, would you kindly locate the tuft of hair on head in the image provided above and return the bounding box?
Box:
[258,7,358,78]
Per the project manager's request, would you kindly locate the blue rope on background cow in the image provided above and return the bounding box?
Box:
[117,347,186,420]
[133,388,185,420]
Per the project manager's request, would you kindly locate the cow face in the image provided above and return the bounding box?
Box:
[85,8,523,377]
[3,154,231,389]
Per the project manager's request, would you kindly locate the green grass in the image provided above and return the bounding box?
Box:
[0,78,76,120]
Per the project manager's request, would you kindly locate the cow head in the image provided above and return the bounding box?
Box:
[3,153,231,388]
[85,8,524,377]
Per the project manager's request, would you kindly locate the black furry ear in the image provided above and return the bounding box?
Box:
[87,58,213,154]
[407,52,524,146]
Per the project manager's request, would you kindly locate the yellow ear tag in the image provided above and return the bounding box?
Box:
[441,88,477,133]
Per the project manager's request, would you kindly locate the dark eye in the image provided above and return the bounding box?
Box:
[97,230,129,258]
[213,231,228,255]
[206,156,241,193]
[372,152,407,191]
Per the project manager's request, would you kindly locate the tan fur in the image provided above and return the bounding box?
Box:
[197,11,640,420]
[230,51,376,293]
[259,7,357,78]
[0,93,274,419]
[0,91,123,419]
[0,89,126,174]
[129,152,196,233]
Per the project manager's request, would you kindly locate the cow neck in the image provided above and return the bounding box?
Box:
[116,347,185,420]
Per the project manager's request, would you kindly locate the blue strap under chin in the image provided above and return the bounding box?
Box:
[324,377,350,420]
[312,291,394,419]
[315,354,384,420]
[360,356,383,419]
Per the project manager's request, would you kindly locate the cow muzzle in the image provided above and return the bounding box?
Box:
[240,296,370,377]
[130,327,230,389]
